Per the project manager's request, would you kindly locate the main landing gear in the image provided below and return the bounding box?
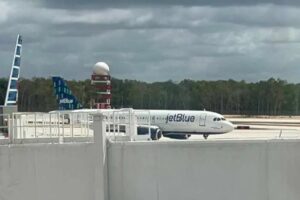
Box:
[203,134,209,140]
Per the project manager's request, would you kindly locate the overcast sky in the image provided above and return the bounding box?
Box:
[1,0,300,82]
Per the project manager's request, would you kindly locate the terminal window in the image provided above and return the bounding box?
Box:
[18,36,22,44]
[8,91,17,101]
[16,46,21,56]
[10,80,17,89]
[12,68,19,78]
[14,57,21,67]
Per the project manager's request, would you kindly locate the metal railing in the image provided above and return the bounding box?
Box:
[6,112,93,144]
[104,108,152,141]
[0,109,156,144]
[0,114,11,144]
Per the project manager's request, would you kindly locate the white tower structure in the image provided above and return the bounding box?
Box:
[5,34,22,106]
[91,62,112,109]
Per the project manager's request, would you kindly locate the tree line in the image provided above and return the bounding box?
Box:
[0,77,299,115]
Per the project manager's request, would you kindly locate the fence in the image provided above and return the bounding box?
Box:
[0,109,157,144]
[104,108,152,141]
[0,112,93,144]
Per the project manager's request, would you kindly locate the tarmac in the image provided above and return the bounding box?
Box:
[168,129,300,141]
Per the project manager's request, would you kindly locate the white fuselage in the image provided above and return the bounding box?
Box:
[132,110,234,135]
[67,109,234,135]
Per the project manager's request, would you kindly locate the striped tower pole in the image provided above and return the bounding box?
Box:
[91,74,112,109]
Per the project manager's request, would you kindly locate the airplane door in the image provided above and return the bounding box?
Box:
[151,116,155,124]
[199,114,206,126]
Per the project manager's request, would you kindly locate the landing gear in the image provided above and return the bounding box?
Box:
[203,134,209,140]
[184,134,191,139]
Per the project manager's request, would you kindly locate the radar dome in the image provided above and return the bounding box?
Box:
[93,62,110,75]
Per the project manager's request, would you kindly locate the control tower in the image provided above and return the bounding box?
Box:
[91,62,112,109]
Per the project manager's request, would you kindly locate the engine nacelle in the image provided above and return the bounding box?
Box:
[163,133,191,140]
[137,125,162,140]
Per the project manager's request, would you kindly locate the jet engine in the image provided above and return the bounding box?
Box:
[137,125,162,140]
[163,133,191,140]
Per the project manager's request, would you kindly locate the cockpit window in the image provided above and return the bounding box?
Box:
[221,118,226,121]
[213,117,222,121]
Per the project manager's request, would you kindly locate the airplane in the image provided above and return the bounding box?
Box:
[51,76,234,140]
[4,34,22,106]
[129,109,233,140]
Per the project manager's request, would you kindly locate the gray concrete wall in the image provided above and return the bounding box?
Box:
[108,140,300,200]
[0,143,102,200]
[2,115,300,200]
[0,115,108,200]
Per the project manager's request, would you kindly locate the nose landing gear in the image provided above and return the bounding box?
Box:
[203,134,209,140]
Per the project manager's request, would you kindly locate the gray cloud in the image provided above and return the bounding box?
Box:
[34,0,300,9]
[1,1,300,83]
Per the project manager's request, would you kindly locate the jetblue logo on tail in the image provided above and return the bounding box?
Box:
[166,114,195,124]
[59,98,74,104]
[52,76,83,110]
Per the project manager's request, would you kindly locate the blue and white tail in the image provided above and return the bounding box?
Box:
[52,76,83,110]
[4,35,22,106]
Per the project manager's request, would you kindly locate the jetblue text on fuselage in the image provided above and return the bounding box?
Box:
[165,113,195,123]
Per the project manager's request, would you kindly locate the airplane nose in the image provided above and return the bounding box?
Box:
[225,121,234,132]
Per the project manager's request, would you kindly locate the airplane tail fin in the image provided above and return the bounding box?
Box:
[52,76,83,110]
[4,34,22,106]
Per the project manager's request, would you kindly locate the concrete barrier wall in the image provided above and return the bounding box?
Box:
[2,123,300,200]
[108,140,300,200]
[0,143,102,200]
